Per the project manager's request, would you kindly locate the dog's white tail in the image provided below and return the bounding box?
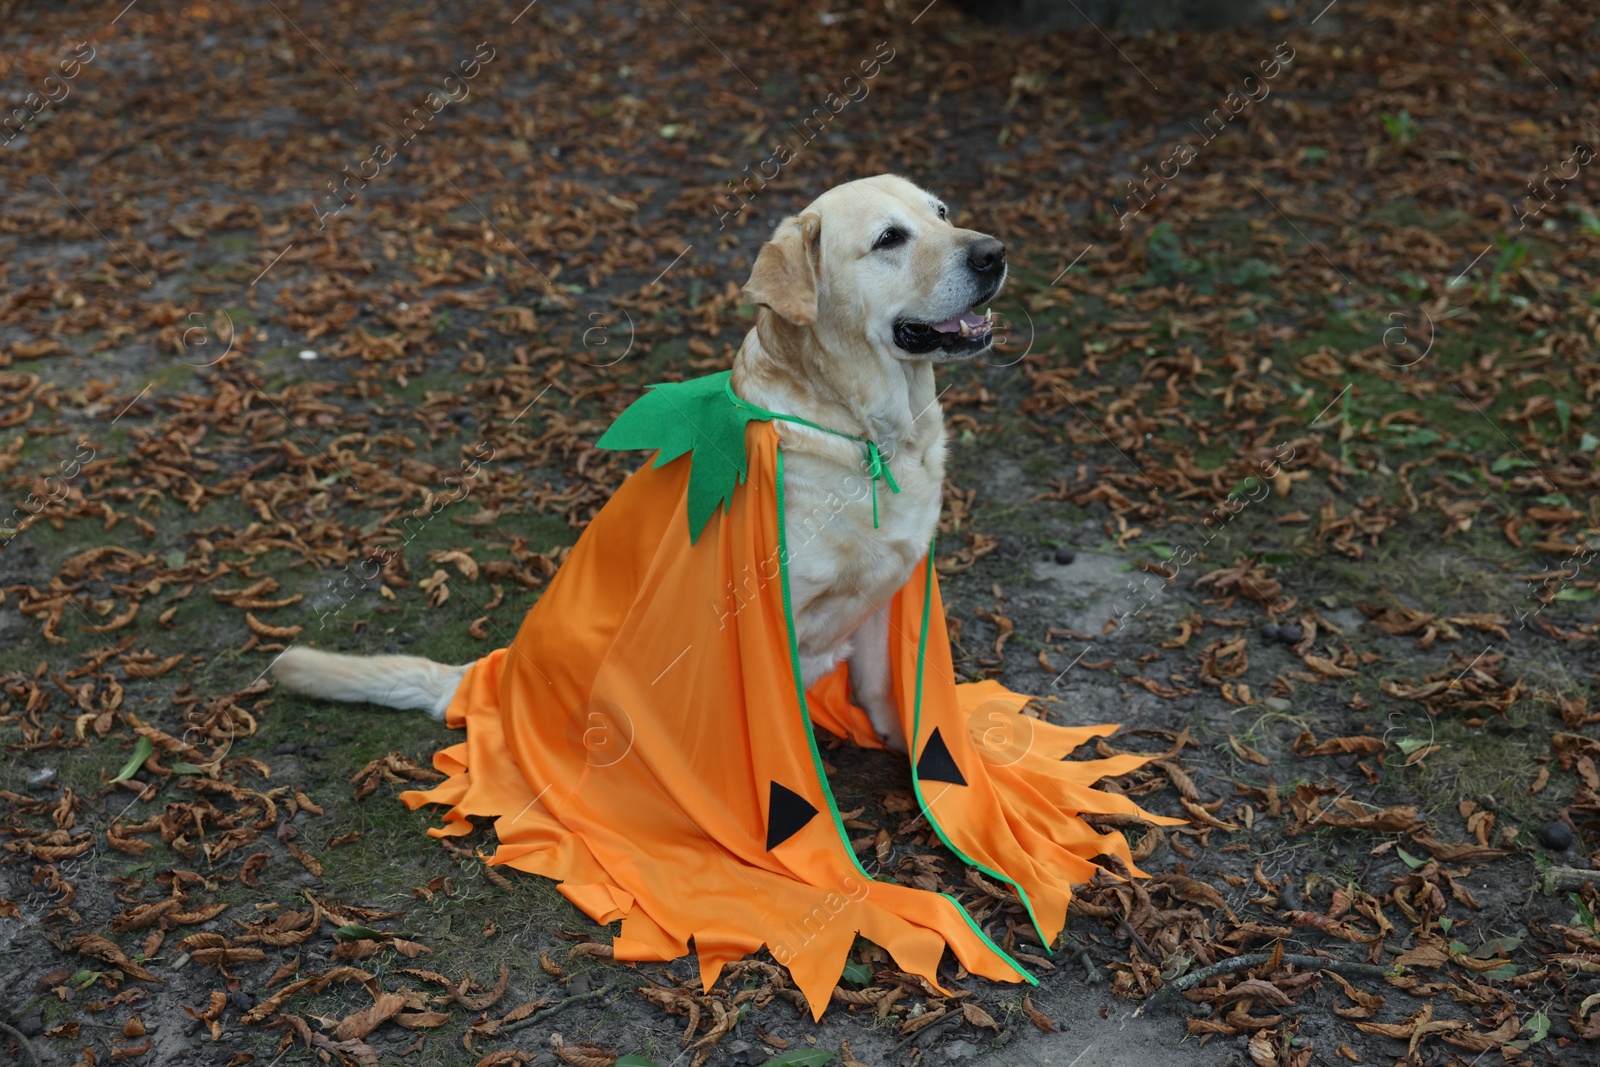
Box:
[271,647,471,719]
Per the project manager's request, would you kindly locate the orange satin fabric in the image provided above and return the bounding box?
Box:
[403,421,1177,1017]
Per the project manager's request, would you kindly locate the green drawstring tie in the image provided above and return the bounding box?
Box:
[863,439,901,528]
[725,378,902,529]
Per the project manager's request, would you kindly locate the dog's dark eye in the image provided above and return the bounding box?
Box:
[874,227,905,250]
[936,205,948,221]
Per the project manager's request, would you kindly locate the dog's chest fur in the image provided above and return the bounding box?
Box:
[775,418,946,679]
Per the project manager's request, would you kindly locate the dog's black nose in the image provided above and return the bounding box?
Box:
[967,237,1005,275]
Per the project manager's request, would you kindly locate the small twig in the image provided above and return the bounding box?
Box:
[1540,866,1600,894]
[499,983,619,1036]
[0,1021,41,1067]
[1119,918,1156,960]
[890,1011,961,1054]
[1135,952,1398,1016]
[1076,949,1103,985]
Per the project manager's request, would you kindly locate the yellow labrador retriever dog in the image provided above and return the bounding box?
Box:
[273,173,1006,752]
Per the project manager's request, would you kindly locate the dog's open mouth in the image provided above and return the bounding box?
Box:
[893,308,994,356]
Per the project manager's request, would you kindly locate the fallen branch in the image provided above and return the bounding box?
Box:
[0,1021,40,1067]
[1135,952,1398,1016]
[1540,866,1600,894]
[499,983,619,1036]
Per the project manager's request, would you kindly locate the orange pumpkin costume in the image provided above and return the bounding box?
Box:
[402,374,1177,1017]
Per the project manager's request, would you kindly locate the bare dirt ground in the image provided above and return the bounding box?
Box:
[3,2,1600,1065]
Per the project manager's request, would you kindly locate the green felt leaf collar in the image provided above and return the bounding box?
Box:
[595,371,759,544]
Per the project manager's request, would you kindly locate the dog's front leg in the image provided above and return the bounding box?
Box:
[847,608,907,753]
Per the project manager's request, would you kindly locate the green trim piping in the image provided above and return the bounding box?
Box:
[773,445,1034,985]
[907,540,1053,955]
[730,377,901,529]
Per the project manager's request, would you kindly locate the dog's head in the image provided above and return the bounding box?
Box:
[742,174,1006,365]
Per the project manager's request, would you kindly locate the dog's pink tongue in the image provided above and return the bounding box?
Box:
[931,311,987,333]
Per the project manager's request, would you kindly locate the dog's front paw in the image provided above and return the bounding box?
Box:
[860,691,907,754]
[876,723,908,754]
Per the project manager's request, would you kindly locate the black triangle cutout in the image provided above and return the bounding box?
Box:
[916,727,967,786]
[766,781,818,851]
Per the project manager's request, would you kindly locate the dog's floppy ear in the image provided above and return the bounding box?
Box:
[743,212,821,326]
